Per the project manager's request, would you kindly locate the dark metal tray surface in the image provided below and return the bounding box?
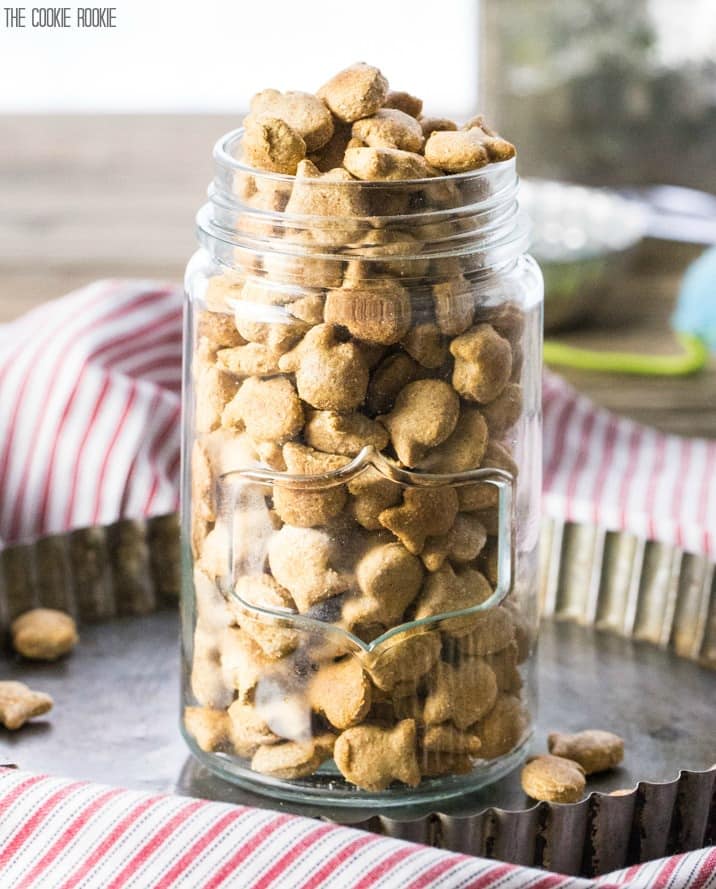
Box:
[0,612,712,876]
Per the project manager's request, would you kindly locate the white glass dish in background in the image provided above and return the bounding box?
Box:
[520,179,647,331]
[520,179,647,264]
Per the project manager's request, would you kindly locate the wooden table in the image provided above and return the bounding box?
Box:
[2,115,714,437]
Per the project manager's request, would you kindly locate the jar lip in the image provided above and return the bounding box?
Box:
[213,127,516,189]
[197,201,531,267]
[202,127,529,264]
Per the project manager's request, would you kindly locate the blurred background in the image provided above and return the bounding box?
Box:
[1,0,715,432]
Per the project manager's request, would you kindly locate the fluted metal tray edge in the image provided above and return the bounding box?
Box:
[357,765,715,876]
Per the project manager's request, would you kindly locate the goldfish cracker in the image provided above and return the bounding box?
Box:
[383,90,423,118]
[352,109,424,152]
[422,724,481,756]
[251,734,336,779]
[309,658,372,729]
[400,322,448,369]
[184,706,233,753]
[481,383,523,437]
[324,278,412,346]
[432,277,474,335]
[450,323,513,404]
[272,443,350,527]
[379,485,459,555]
[249,89,334,152]
[343,541,424,631]
[333,720,420,790]
[449,604,516,655]
[424,658,498,729]
[420,513,487,572]
[365,353,424,415]
[221,376,304,445]
[195,364,239,434]
[417,408,489,473]
[547,729,624,774]
[367,628,441,693]
[278,324,370,411]
[379,380,459,466]
[419,117,458,138]
[304,410,389,457]
[232,574,299,659]
[344,146,437,181]
[461,116,517,162]
[318,62,389,123]
[472,694,528,760]
[521,755,585,803]
[241,113,306,174]
[286,160,367,248]
[414,563,493,635]
[228,700,282,757]
[347,466,402,530]
[217,342,283,377]
[267,524,353,612]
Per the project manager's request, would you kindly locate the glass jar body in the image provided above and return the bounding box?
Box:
[181,144,543,806]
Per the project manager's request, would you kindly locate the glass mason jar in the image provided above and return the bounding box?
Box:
[181,127,543,806]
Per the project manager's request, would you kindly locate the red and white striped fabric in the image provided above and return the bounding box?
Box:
[0,769,712,889]
[0,280,182,546]
[543,373,716,560]
[0,279,714,560]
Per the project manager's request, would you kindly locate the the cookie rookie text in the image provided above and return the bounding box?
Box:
[3,7,117,27]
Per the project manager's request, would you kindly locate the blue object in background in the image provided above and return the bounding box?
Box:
[673,246,716,353]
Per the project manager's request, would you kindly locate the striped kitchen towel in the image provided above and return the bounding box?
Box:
[0,768,712,889]
[0,280,714,559]
[0,281,182,546]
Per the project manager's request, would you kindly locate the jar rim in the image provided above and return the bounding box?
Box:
[199,127,530,266]
[213,127,517,189]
